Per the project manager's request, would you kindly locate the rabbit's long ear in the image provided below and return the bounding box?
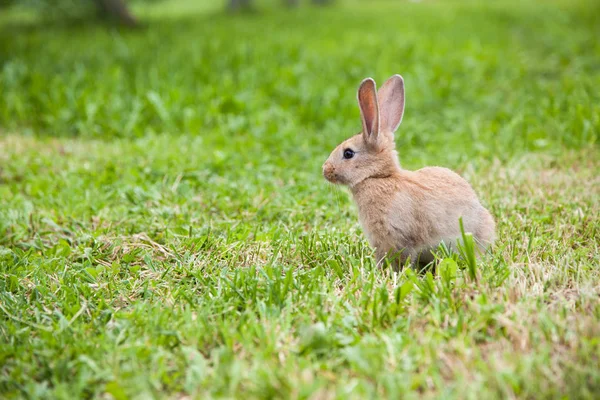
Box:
[357,78,380,145]
[377,75,405,134]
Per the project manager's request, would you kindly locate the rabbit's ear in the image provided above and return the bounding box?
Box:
[377,74,405,134]
[357,78,380,144]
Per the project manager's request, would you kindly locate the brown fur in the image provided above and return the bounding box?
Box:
[322,75,496,269]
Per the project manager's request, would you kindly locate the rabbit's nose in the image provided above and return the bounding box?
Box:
[322,162,335,180]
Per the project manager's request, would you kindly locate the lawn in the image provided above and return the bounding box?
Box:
[1,0,599,398]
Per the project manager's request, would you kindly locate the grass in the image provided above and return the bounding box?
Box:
[1,0,599,398]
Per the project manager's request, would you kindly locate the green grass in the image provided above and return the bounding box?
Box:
[1,0,599,398]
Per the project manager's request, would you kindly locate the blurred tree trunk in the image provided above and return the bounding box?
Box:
[228,0,252,11]
[227,0,332,11]
[93,0,138,27]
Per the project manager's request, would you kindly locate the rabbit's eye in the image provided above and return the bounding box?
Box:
[343,149,355,159]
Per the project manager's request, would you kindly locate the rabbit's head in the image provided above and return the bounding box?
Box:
[323,75,405,187]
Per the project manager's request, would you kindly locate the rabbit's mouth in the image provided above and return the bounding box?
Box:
[324,174,339,184]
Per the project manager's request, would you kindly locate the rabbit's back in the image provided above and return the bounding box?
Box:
[353,166,494,264]
[411,166,493,247]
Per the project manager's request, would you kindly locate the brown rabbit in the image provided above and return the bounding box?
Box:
[322,75,495,270]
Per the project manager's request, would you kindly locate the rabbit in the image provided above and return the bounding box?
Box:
[322,75,495,270]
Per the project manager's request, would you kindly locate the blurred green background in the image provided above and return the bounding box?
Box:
[3,0,598,154]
